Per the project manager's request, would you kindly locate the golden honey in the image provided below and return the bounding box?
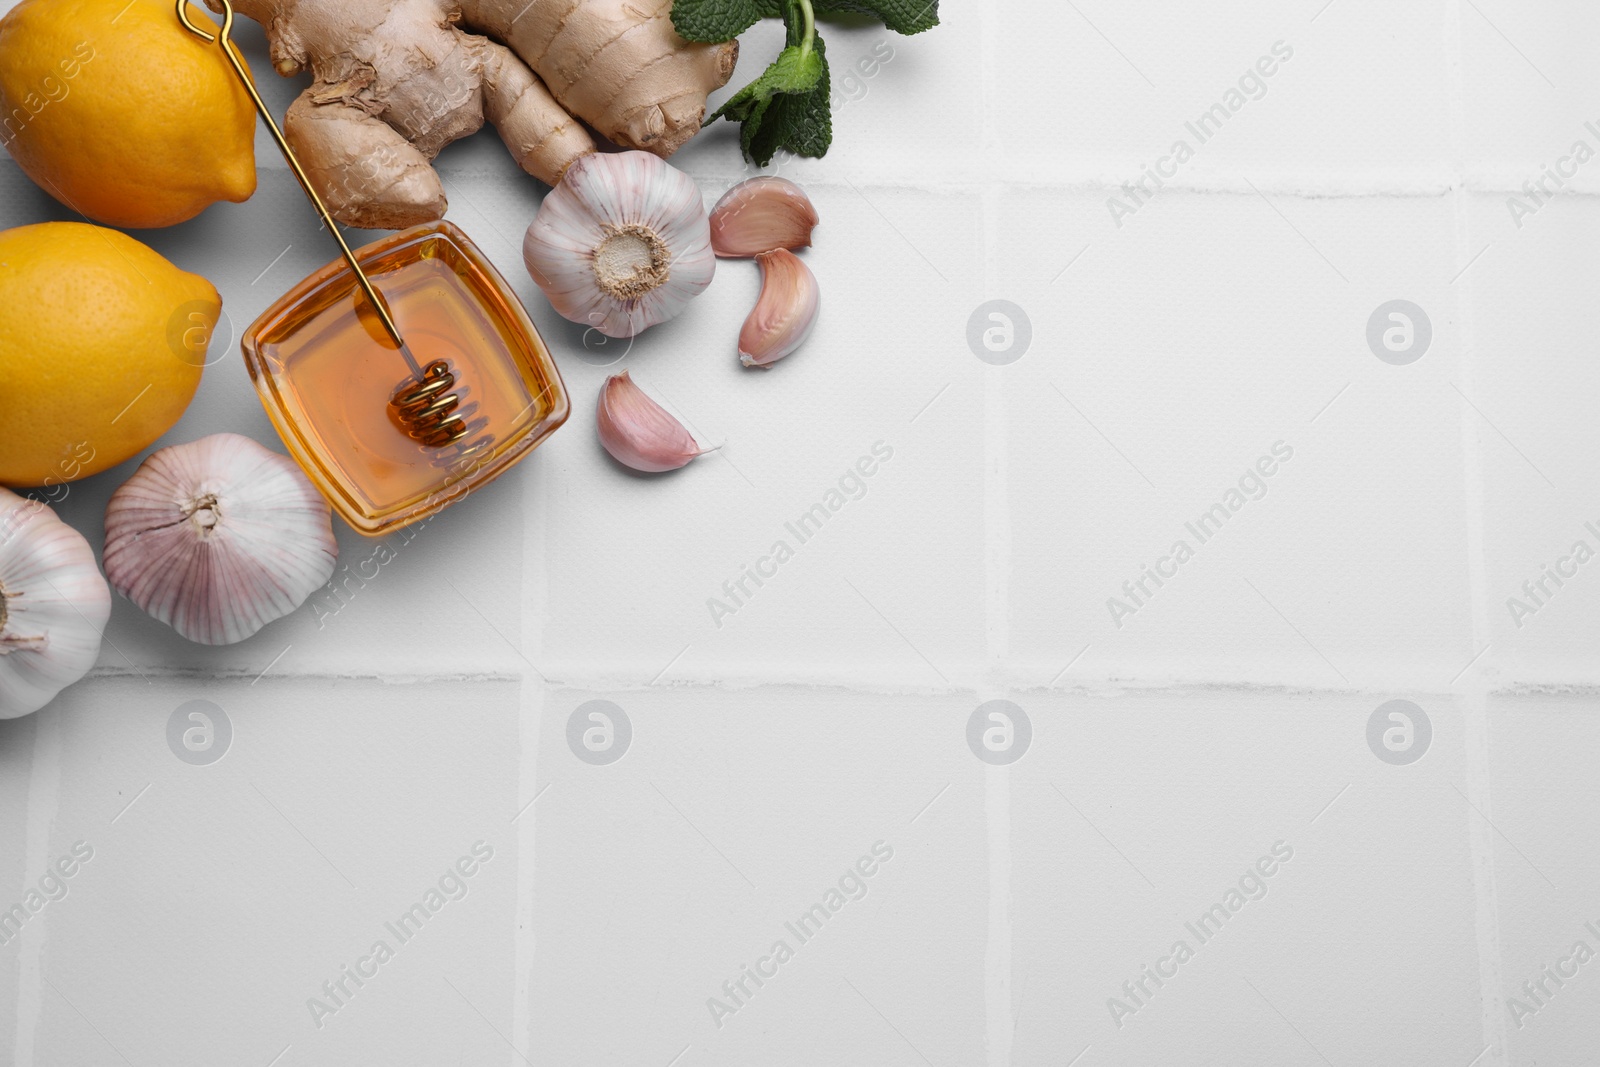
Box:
[243,222,569,536]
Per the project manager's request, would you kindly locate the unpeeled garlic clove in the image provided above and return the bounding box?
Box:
[709,177,819,257]
[597,371,710,473]
[740,249,819,368]
[103,434,338,646]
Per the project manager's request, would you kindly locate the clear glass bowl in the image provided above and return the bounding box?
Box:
[242,221,569,536]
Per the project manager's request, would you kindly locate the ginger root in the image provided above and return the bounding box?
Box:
[216,0,738,229]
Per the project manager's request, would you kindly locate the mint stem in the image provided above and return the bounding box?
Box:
[796,0,816,57]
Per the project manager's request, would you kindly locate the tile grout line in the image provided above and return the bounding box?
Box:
[68,664,1600,693]
[985,764,1013,1067]
[71,664,1600,692]
[513,470,546,1065]
[1445,0,1509,1062]
[12,709,64,1067]
[981,185,1015,1063]
[980,0,1013,1061]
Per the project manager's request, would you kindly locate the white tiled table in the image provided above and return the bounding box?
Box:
[3,2,1599,1064]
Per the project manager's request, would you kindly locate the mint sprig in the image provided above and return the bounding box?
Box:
[673,0,938,166]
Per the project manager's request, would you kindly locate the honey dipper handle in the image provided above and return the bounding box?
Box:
[175,0,417,369]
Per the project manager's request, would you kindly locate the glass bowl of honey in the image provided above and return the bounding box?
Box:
[241,221,569,536]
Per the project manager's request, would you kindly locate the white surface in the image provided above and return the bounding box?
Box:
[2,1,1599,1065]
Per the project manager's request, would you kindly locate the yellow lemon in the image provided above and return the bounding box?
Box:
[0,0,257,229]
[0,222,217,486]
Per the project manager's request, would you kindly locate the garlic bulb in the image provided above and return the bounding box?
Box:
[710,177,819,257]
[740,249,820,367]
[597,371,710,472]
[103,434,338,646]
[0,488,111,718]
[523,150,715,339]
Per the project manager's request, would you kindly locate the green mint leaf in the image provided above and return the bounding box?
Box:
[744,38,832,166]
[739,97,774,159]
[812,0,939,34]
[671,0,782,43]
[709,44,824,124]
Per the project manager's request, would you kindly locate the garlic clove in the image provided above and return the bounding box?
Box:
[597,371,710,472]
[739,248,820,368]
[709,177,819,257]
[103,434,338,646]
[0,487,111,719]
[524,151,716,339]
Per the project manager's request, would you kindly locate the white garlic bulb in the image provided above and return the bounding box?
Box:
[0,488,111,718]
[523,150,716,339]
[103,434,338,646]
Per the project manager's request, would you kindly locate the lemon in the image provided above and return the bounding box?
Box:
[0,222,217,486]
[0,0,257,229]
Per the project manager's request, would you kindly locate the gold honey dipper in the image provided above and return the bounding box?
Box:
[178,0,479,451]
